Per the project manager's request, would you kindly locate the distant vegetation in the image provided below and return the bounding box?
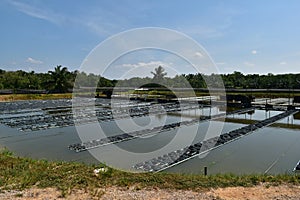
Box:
[0,65,113,93]
[0,66,300,93]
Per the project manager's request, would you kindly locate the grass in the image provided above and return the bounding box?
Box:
[0,93,73,102]
[0,148,299,196]
[1,91,299,102]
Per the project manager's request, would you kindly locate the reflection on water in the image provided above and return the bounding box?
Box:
[179,106,224,118]
[226,109,283,121]
[0,99,299,174]
[226,109,300,128]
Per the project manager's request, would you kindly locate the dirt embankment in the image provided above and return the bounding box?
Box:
[1,184,300,200]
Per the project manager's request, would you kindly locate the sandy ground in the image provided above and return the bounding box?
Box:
[1,184,300,200]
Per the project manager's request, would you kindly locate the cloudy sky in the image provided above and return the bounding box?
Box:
[1,0,300,77]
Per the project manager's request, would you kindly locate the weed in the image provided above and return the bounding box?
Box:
[14,193,23,197]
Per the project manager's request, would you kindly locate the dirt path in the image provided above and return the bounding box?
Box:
[1,184,300,200]
[210,184,300,200]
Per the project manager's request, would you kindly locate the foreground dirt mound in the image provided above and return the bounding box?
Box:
[210,184,300,200]
[1,184,300,200]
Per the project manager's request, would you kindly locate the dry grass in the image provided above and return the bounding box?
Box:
[0,94,73,102]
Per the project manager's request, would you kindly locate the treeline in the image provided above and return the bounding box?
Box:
[221,71,300,89]
[0,66,300,93]
[0,66,113,93]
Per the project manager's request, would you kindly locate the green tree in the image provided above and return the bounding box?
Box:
[151,66,167,83]
[45,65,73,93]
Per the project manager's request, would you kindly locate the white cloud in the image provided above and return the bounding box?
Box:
[280,61,287,65]
[8,0,64,25]
[104,61,174,79]
[8,1,117,36]
[194,51,203,58]
[26,57,43,64]
[121,61,171,69]
[244,61,255,67]
[251,50,257,55]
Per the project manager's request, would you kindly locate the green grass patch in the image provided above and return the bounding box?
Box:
[0,93,73,102]
[0,148,299,195]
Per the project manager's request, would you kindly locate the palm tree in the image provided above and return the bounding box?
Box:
[151,66,167,83]
[46,65,72,93]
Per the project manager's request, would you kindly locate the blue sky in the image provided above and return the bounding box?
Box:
[1,0,300,77]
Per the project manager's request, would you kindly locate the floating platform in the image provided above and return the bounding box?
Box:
[133,109,299,172]
[0,101,201,132]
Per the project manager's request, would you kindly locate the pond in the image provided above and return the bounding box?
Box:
[0,98,299,174]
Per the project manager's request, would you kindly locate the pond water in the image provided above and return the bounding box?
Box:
[165,126,300,174]
[0,98,299,174]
